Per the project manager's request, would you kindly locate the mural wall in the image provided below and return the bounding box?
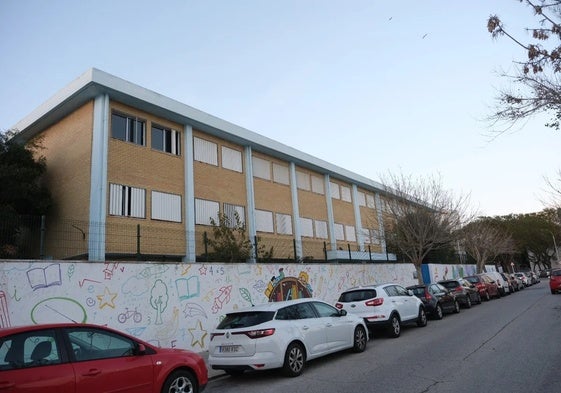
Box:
[1,261,490,352]
[0,260,421,352]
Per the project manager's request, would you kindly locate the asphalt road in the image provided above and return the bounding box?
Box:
[204,281,560,393]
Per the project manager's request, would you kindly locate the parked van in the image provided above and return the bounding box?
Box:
[486,271,510,296]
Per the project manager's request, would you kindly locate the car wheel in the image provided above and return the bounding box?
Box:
[552,289,556,294]
[161,370,197,393]
[352,326,367,353]
[476,293,482,304]
[453,300,460,314]
[465,296,472,308]
[417,308,427,327]
[484,291,490,301]
[387,314,401,338]
[283,342,306,377]
[434,304,443,320]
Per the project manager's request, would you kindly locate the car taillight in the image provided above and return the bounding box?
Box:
[424,291,432,301]
[455,286,463,292]
[335,303,343,309]
[365,298,384,306]
[241,329,275,339]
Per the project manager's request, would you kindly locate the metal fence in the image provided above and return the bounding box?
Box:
[0,215,389,263]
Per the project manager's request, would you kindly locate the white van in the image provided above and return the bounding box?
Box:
[486,271,510,296]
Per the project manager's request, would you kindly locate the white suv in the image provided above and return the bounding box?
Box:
[335,283,427,338]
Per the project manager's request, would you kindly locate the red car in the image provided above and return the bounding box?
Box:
[0,323,207,393]
[463,274,500,301]
[550,269,561,294]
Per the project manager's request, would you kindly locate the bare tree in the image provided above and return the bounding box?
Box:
[460,219,516,273]
[381,173,472,284]
[487,0,561,133]
[542,169,561,208]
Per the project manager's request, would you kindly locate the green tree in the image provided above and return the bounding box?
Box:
[207,211,253,262]
[487,1,561,132]
[0,130,52,258]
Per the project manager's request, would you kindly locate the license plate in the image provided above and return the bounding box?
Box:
[219,345,240,353]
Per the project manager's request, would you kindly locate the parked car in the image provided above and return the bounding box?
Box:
[510,273,526,292]
[406,284,460,319]
[539,269,552,279]
[550,269,561,294]
[335,283,427,338]
[500,272,515,293]
[531,271,540,283]
[208,298,368,377]
[485,271,510,296]
[0,323,208,393]
[463,274,500,300]
[514,272,530,287]
[438,278,482,308]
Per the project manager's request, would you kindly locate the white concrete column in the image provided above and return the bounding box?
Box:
[183,125,196,262]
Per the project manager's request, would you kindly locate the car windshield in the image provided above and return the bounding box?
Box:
[552,270,561,277]
[216,311,275,329]
[338,289,377,302]
[464,276,478,284]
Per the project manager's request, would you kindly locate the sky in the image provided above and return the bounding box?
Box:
[1,0,559,217]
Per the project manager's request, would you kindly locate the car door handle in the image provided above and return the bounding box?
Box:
[325,323,333,328]
[302,326,310,330]
[82,368,102,376]
[0,381,16,389]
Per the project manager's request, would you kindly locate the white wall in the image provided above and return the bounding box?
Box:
[0,260,419,352]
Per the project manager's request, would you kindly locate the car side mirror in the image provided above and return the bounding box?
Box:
[338,309,347,317]
[407,289,414,296]
[136,343,146,355]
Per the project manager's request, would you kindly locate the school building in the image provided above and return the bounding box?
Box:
[11,68,396,263]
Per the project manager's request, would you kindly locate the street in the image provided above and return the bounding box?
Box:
[204,281,560,393]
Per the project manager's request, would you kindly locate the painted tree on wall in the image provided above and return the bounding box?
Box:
[150,279,168,325]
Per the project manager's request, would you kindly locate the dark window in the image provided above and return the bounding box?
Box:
[0,329,60,370]
[217,311,275,329]
[338,289,377,302]
[65,327,136,361]
[312,301,339,317]
[111,112,145,145]
[151,125,180,155]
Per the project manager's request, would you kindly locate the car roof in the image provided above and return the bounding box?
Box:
[228,298,326,313]
[0,322,128,337]
[342,283,394,292]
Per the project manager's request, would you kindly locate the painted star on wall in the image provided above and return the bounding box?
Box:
[188,320,208,349]
[97,287,117,309]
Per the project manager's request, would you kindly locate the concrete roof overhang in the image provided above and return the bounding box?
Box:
[12,68,389,195]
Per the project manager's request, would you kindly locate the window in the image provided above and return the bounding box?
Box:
[224,203,245,227]
[314,220,328,239]
[363,228,380,245]
[66,327,135,361]
[300,217,314,237]
[311,175,324,194]
[334,223,345,241]
[111,112,145,145]
[253,157,271,180]
[273,163,289,185]
[152,125,180,155]
[312,301,339,317]
[366,194,376,209]
[255,209,274,233]
[109,184,145,218]
[195,198,219,225]
[0,329,60,370]
[330,182,340,199]
[341,186,352,202]
[357,191,366,206]
[345,225,356,242]
[275,213,293,235]
[193,137,218,165]
[296,171,310,191]
[222,146,243,172]
[151,191,181,222]
[277,303,316,320]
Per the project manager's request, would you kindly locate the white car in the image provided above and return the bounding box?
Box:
[485,271,510,296]
[208,298,368,377]
[335,283,427,338]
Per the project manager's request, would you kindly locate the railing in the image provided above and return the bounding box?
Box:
[0,215,392,263]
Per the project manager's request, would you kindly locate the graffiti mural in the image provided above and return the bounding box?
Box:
[0,260,427,352]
